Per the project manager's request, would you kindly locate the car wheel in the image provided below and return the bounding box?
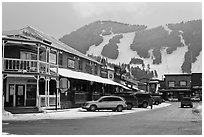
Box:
[142,102,148,108]
[181,105,183,108]
[155,101,159,105]
[89,105,97,112]
[116,105,123,112]
[127,103,133,110]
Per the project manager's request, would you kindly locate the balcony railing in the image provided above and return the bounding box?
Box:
[3,58,58,76]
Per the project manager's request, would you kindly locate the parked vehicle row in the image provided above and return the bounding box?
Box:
[191,96,200,102]
[168,96,201,102]
[82,92,164,112]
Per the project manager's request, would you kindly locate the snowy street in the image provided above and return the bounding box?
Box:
[2,102,202,135]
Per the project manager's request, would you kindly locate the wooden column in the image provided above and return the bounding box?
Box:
[45,77,48,108]
[47,78,50,107]
[36,43,40,109]
[36,75,39,109]
[2,40,5,110]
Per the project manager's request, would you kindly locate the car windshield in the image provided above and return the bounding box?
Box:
[183,98,190,101]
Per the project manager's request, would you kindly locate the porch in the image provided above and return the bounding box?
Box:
[4,107,41,114]
[3,75,60,110]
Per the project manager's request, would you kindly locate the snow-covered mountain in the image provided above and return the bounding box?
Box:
[59,20,202,79]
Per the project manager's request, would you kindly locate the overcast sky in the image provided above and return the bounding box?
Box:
[2,2,202,39]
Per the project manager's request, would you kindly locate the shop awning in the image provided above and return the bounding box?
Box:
[53,68,130,90]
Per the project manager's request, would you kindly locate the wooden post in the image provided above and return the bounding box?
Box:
[56,50,59,110]
[2,40,5,111]
[45,47,48,74]
[48,47,50,74]
[45,77,48,108]
[37,44,40,73]
[36,43,40,110]
[47,78,50,107]
[36,75,40,109]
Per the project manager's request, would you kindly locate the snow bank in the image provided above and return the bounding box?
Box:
[2,103,171,121]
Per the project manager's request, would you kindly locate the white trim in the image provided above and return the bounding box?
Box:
[6,74,35,78]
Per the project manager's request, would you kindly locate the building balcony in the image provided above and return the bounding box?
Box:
[3,58,58,76]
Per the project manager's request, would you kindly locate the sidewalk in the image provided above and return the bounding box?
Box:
[3,103,171,121]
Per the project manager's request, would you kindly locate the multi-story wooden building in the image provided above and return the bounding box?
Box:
[3,29,61,110]
[2,26,125,111]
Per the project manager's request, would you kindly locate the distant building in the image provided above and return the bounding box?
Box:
[191,73,202,100]
[160,73,191,101]
[149,79,160,94]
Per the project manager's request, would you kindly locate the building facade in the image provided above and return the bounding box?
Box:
[3,36,60,110]
[191,73,202,100]
[160,74,192,101]
[3,26,127,111]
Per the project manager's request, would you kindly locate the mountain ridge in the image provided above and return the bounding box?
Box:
[59,19,202,79]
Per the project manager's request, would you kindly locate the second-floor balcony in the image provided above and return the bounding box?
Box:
[3,58,58,76]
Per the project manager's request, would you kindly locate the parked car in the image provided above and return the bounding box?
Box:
[191,96,200,102]
[181,97,193,108]
[114,92,138,110]
[82,96,127,112]
[134,92,153,108]
[152,95,163,105]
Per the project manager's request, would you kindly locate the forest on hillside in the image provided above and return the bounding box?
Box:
[60,19,202,73]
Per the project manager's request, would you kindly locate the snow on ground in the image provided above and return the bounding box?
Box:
[86,31,115,56]
[2,103,171,121]
[130,45,188,79]
[192,50,202,73]
[163,24,172,35]
[107,32,136,64]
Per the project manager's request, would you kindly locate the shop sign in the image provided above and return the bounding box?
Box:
[60,78,70,93]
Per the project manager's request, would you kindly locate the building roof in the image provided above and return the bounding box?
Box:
[3,26,101,65]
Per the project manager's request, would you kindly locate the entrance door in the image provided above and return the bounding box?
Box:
[15,85,25,106]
